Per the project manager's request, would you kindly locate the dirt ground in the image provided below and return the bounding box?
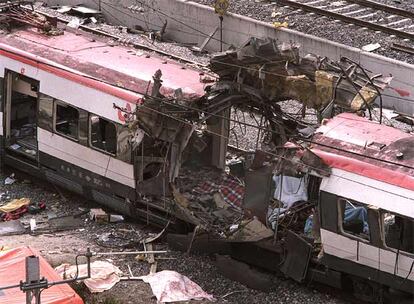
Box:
[0,169,351,304]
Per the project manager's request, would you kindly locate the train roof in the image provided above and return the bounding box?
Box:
[311,113,414,191]
[0,26,207,102]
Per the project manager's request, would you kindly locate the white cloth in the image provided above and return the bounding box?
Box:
[139,270,215,303]
[55,260,122,293]
[273,174,308,209]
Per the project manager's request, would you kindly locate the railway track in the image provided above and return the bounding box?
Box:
[276,0,414,41]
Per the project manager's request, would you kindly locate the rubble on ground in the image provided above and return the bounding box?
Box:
[0,171,349,303]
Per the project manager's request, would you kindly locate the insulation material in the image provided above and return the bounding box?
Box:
[350,86,377,110]
[139,270,215,303]
[210,37,392,114]
[315,70,335,107]
[0,246,83,304]
[55,261,122,293]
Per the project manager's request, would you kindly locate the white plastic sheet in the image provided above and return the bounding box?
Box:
[139,270,215,303]
[55,260,122,293]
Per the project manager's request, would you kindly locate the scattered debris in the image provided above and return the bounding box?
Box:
[0,219,26,236]
[273,21,288,28]
[96,231,142,248]
[28,202,46,214]
[109,214,124,223]
[4,174,15,185]
[228,218,273,242]
[29,218,36,232]
[89,208,108,223]
[395,114,414,126]
[0,4,62,35]
[48,215,84,232]
[362,42,381,52]
[66,17,82,29]
[95,250,168,256]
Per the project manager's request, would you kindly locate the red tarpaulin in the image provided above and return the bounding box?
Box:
[0,246,84,304]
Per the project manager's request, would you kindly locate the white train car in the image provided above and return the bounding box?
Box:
[0,25,205,225]
[310,113,414,299]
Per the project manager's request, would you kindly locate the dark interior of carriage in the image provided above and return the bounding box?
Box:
[7,75,38,162]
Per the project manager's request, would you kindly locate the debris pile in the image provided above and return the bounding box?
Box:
[210,38,392,120]
[0,2,62,35]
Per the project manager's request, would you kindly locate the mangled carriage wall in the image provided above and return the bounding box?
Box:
[44,0,414,115]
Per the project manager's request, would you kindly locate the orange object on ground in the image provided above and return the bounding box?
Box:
[0,246,84,304]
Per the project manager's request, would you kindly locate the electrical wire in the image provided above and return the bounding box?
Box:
[117,0,414,103]
[149,97,414,171]
[9,25,408,173]
[63,0,414,108]
[83,2,414,107]
[135,102,414,201]
[16,4,414,171]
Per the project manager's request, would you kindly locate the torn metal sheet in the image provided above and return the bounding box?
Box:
[243,166,274,222]
[280,230,312,282]
[228,218,274,242]
[0,220,26,236]
[209,38,392,117]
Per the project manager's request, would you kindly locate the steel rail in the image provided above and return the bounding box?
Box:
[391,43,414,55]
[346,0,414,20]
[275,0,414,40]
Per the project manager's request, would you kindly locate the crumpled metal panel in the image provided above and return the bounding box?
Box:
[210,37,392,113]
[280,230,312,282]
[242,166,274,222]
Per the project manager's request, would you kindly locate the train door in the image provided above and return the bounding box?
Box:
[4,71,39,166]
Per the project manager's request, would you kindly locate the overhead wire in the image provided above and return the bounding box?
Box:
[92,0,414,107]
[135,102,414,201]
[9,3,413,201]
[128,0,414,98]
[13,9,410,171]
[147,96,414,171]
[25,2,414,170]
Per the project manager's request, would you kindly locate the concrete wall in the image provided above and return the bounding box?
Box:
[46,0,414,115]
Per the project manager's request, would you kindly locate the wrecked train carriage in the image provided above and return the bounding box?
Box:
[172,113,414,301]
[308,113,414,297]
[0,25,212,225]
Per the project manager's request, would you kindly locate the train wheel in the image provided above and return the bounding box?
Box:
[350,276,383,303]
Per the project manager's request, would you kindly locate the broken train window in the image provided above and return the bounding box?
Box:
[89,115,117,155]
[382,211,414,255]
[55,102,79,140]
[338,198,370,241]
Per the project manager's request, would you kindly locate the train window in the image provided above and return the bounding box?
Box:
[338,198,370,241]
[89,115,117,155]
[55,102,79,140]
[382,212,414,254]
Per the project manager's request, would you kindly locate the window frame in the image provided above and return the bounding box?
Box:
[53,100,80,142]
[337,197,371,244]
[380,210,414,258]
[88,114,117,156]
